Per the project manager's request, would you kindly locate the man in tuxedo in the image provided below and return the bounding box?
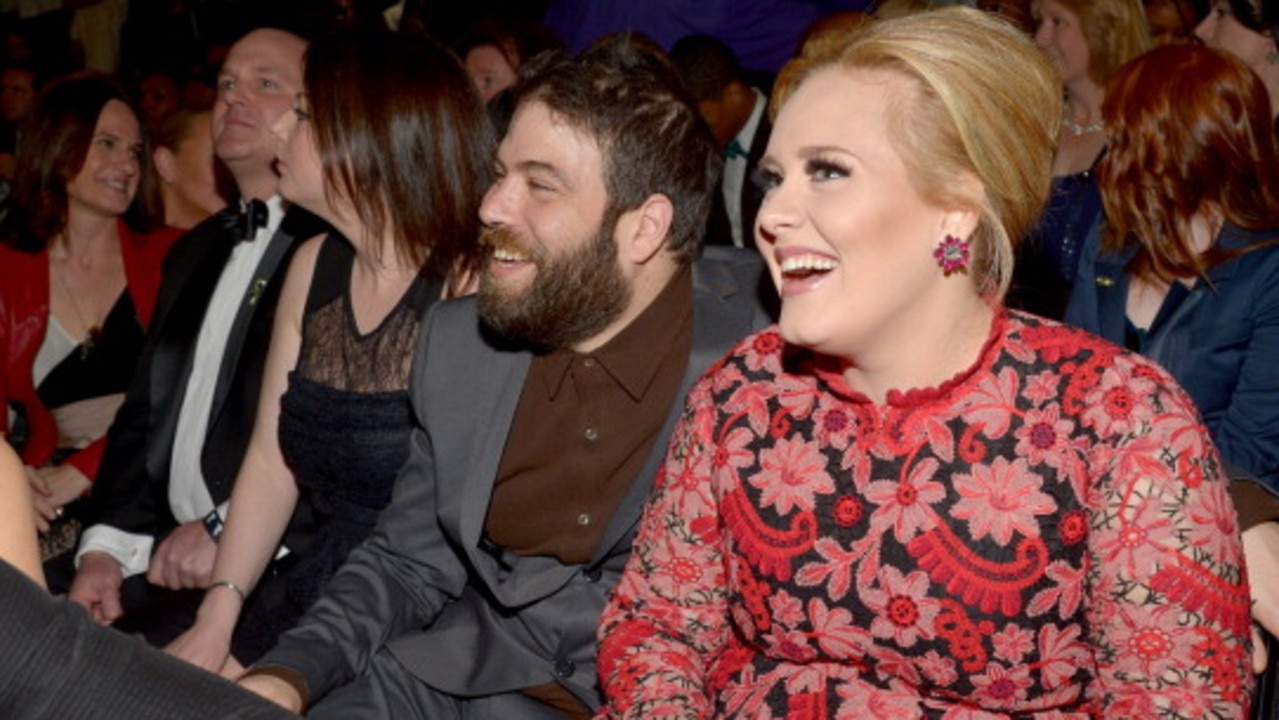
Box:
[65,27,324,661]
[670,33,772,250]
[239,35,771,717]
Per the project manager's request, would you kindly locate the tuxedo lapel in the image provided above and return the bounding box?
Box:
[206,213,310,426]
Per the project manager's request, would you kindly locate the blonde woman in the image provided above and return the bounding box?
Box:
[598,9,1251,717]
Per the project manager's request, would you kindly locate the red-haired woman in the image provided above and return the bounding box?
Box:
[1065,41,1279,684]
[0,75,180,551]
[1066,43,1279,495]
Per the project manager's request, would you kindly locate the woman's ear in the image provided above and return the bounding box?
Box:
[153,147,177,185]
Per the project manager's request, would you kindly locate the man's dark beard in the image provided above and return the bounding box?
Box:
[477,224,632,350]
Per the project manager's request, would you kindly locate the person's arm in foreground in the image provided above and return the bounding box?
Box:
[0,557,297,720]
[0,439,44,587]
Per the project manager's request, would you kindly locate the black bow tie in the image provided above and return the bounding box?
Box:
[223,199,269,241]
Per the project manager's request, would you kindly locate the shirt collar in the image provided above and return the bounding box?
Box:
[728,88,766,161]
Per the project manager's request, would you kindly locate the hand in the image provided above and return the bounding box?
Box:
[25,465,55,532]
[238,673,305,713]
[67,551,124,625]
[27,464,91,532]
[166,617,236,677]
[147,519,217,589]
[1243,522,1279,673]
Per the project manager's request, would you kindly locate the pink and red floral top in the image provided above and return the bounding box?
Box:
[597,311,1252,719]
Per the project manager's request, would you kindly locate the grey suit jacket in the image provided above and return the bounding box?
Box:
[259,247,772,709]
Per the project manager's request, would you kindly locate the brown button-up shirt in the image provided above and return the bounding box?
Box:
[485,265,693,564]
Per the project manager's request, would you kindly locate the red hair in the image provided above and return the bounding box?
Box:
[1099,44,1279,283]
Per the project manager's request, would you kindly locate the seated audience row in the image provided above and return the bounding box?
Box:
[0,5,1275,720]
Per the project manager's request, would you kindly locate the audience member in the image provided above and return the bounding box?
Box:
[0,59,39,181]
[1009,0,1150,318]
[166,28,493,678]
[457,16,561,103]
[1197,0,1279,125]
[1145,0,1205,44]
[236,33,770,716]
[0,61,37,125]
[151,109,226,230]
[1065,44,1279,494]
[66,28,326,649]
[0,74,180,562]
[597,8,1251,717]
[670,33,770,250]
[138,68,183,132]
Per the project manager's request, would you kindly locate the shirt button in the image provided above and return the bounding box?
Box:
[582,358,596,368]
[584,427,598,441]
[554,659,576,678]
[577,513,592,526]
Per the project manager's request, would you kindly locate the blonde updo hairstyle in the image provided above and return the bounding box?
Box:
[772,8,1061,299]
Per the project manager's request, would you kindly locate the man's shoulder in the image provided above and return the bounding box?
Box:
[692,246,771,307]
[695,245,765,277]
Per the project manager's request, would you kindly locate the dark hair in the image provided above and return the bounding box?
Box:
[4,73,160,251]
[455,16,562,74]
[0,58,43,92]
[304,30,493,290]
[1227,0,1279,35]
[511,33,720,264]
[151,108,205,151]
[668,34,742,103]
[1100,44,1279,282]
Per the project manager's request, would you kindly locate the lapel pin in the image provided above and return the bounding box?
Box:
[247,278,268,306]
[1096,276,1114,287]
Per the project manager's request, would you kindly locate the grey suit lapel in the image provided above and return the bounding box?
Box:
[590,250,767,566]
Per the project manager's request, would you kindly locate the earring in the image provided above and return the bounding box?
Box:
[933,234,970,275]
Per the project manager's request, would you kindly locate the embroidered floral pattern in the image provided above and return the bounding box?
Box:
[598,312,1251,719]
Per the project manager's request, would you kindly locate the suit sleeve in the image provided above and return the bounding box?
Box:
[83,230,199,535]
[252,307,470,704]
[0,558,298,720]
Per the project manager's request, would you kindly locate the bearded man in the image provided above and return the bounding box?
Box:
[237,33,771,718]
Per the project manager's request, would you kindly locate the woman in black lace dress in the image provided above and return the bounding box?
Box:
[166,29,493,676]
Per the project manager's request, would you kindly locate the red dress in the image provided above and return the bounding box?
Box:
[0,221,181,479]
[598,311,1252,719]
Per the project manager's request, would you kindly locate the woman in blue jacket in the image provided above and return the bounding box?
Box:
[1065,43,1279,493]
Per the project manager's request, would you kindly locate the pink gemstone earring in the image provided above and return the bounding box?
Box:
[933,234,970,275]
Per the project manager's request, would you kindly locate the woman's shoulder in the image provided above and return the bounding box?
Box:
[1004,310,1174,381]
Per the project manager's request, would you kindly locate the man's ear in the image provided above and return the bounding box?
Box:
[153,147,177,185]
[616,193,674,265]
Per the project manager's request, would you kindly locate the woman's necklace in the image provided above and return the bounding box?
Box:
[54,264,102,359]
[1062,116,1104,136]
